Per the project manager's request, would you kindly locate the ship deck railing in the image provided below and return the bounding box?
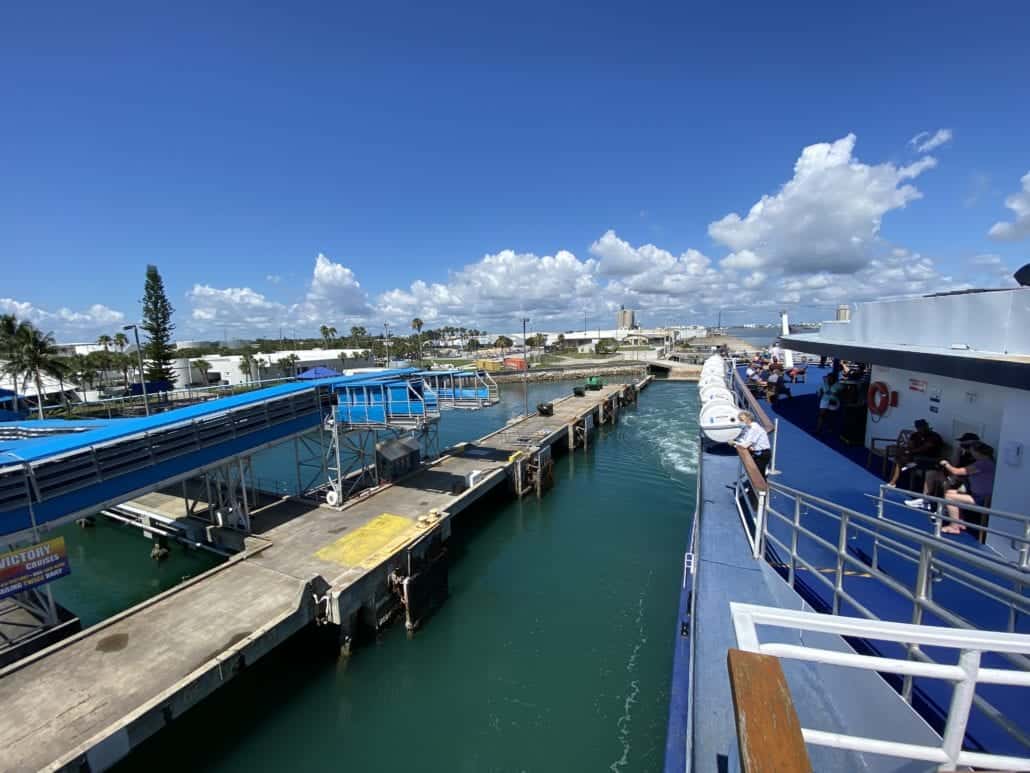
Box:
[871,483,1030,570]
[414,369,499,408]
[730,602,1030,771]
[733,466,1030,758]
[330,377,441,429]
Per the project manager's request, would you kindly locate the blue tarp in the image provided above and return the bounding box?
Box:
[296,366,341,379]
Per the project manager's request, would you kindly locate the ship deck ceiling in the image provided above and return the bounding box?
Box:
[781,335,1030,390]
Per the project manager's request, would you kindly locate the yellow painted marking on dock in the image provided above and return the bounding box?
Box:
[314,513,420,569]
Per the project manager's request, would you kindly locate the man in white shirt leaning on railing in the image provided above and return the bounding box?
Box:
[731,410,771,478]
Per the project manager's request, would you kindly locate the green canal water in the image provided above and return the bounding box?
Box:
[83,379,699,772]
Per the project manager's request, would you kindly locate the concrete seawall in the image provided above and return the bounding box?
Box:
[493,363,648,383]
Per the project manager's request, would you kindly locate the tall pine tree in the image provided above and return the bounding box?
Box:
[141,264,177,384]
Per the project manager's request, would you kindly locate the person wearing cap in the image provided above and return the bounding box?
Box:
[940,442,996,534]
[887,418,943,487]
[905,432,979,509]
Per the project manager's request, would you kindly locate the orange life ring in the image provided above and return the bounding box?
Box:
[867,381,890,415]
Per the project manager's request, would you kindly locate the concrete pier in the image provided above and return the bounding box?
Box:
[0,378,652,773]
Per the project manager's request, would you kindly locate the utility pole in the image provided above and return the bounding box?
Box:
[122,323,150,416]
[384,323,391,368]
[521,317,529,417]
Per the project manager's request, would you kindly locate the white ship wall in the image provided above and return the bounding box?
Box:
[867,363,1029,559]
[821,288,1030,355]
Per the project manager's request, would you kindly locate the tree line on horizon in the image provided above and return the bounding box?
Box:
[1,265,178,417]
[3,262,569,417]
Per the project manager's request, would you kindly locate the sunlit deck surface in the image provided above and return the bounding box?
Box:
[669,366,1027,772]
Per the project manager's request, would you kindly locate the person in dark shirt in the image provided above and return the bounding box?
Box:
[941,443,996,534]
[905,432,979,509]
[887,419,944,487]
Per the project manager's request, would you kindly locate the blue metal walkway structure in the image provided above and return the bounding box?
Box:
[0,370,424,541]
[415,369,499,408]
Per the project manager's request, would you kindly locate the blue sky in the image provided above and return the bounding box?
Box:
[2,0,1029,339]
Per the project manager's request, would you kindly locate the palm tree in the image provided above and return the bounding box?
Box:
[319,325,337,348]
[191,359,212,385]
[86,350,110,390]
[277,354,300,378]
[3,322,60,419]
[97,334,112,351]
[1,313,20,395]
[239,352,256,383]
[48,357,72,413]
[113,332,129,352]
[68,353,95,405]
[411,318,424,366]
[111,352,132,391]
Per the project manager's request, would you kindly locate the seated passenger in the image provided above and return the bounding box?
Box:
[765,365,792,401]
[887,419,943,487]
[904,432,979,509]
[940,443,996,534]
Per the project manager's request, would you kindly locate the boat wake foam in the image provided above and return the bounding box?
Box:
[609,572,651,772]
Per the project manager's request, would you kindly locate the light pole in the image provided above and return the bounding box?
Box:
[384,323,391,368]
[122,323,150,416]
[521,317,529,416]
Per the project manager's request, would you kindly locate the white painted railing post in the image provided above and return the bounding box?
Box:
[833,511,849,615]
[788,496,801,586]
[940,649,981,770]
[767,418,781,476]
[873,484,885,570]
[753,490,768,560]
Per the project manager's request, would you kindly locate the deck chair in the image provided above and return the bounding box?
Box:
[867,429,912,477]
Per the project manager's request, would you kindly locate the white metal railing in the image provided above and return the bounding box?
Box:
[733,477,1030,754]
[874,483,1030,569]
[731,602,1030,771]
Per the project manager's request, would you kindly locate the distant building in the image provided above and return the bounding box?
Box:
[54,342,108,356]
[616,306,636,329]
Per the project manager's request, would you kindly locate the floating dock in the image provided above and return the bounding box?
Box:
[0,377,651,773]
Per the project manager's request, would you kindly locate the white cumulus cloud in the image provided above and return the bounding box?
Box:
[707,134,936,275]
[292,253,372,324]
[378,248,599,327]
[909,128,953,153]
[0,298,125,338]
[987,171,1030,242]
[187,285,287,330]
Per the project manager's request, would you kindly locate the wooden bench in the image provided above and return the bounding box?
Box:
[727,648,812,773]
